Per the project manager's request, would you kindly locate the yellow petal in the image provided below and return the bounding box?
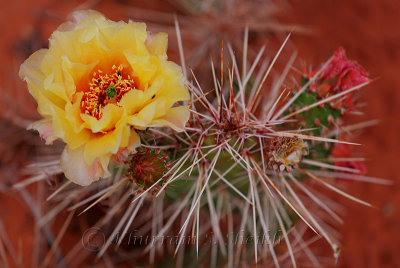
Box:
[19,49,48,99]
[50,104,92,149]
[57,10,105,32]
[119,89,146,115]
[147,32,168,57]
[154,60,190,107]
[142,76,164,99]
[118,77,164,117]
[43,70,68,102]
[80,104,124,133]
[60,55,98,99]
[116,22,148,56]
[126,99,166,128]
[83,121,131,164]
[150,106,190,131]
[19,50,66,116]
[65,92,86,133]
[124,52,158,90]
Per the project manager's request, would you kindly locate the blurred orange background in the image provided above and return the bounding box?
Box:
[0,0,399,267]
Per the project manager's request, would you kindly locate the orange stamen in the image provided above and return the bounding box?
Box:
[80,64,136,119]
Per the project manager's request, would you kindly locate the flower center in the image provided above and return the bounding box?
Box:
[267,137,308,172]
[80,64,136,119]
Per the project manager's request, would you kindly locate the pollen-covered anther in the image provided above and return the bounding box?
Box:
[80,64,136,119]
[266,136,308,172]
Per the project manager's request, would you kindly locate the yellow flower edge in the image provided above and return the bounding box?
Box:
[19,10,190,186]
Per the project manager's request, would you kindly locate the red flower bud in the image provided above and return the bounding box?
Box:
[310,47,371,111]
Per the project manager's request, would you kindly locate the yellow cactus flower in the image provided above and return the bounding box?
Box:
[19,10,190,186]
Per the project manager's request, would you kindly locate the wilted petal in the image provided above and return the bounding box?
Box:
[61,146,110,186]
[28,119,57,145]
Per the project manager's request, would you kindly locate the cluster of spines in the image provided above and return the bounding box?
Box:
[124,147,171,194]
